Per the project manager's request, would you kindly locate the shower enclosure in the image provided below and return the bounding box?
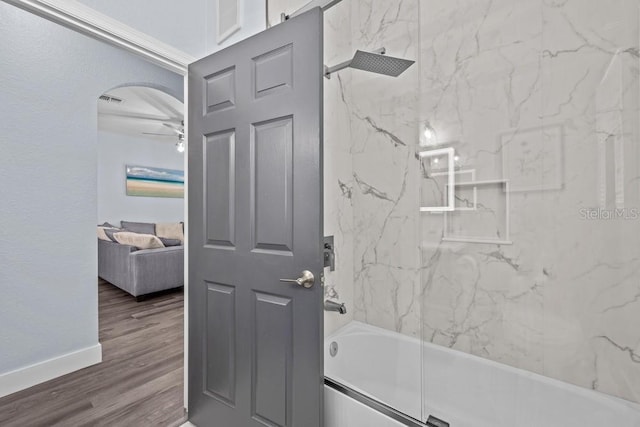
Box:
[317,0,640,426]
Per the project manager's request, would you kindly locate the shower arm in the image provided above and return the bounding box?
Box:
[324,47,386,79]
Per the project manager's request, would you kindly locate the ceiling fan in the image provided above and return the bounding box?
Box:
[143,121,185,153]
[97,87,186,152]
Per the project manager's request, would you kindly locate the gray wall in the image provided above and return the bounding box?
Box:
[0,3,182,374]
[97,131,184,225]
[76,0,267,58]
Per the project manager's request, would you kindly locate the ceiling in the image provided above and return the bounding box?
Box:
[97,86,184,141]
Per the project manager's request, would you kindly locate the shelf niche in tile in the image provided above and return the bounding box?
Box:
[442,179,512,245]
[419,147,455,212]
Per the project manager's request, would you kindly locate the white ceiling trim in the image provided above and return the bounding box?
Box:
[2,0,195,75]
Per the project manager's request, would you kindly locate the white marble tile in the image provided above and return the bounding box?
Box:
[350,20,422,338]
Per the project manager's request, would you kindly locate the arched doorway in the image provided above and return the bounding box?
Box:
[95,84,187,424]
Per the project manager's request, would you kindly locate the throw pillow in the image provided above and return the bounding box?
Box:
[121,221,156,235]
[104,228,121,242]
[159,237,182,247]
[97,226,112,241]
[112,231,165,250]
[156,222,184,243]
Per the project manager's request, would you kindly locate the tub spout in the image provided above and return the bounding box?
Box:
[324,300,347,314]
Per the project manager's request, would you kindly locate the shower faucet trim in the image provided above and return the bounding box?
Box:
[324,299,347,315]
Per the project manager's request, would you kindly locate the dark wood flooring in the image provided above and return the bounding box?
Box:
[0,279,186,427]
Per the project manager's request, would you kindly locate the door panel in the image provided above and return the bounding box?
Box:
[204,282,236,405]
[204,131,235,248]
[252,116,293,253]
[253,44,293,98]
[253,292,292,426]
[205,66,236,113]
[188,8,323,427]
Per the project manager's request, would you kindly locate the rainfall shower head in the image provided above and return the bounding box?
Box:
[349,50,415,77]
[324,47,415,79]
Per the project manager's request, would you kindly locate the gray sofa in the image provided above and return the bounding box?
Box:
[98,239,184,299]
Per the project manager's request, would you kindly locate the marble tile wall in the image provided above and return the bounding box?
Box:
[323,0,423,338]
[419,0,640,404]
[323,1,355,336]
[347,0,423,338]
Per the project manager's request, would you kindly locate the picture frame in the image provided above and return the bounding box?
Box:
[125,165,184,199]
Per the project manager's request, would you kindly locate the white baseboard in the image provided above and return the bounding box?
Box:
[0,344,102,398]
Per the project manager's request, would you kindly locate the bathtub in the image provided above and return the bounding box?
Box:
[324,321,640,427]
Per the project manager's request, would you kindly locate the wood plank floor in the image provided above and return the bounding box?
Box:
[0,280,187,427]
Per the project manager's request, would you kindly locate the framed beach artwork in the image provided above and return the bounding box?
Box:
[126,165,184,198]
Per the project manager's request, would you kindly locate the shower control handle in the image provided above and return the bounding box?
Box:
[280,270,315,288]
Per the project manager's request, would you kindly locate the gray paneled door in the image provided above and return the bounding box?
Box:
[187,8,323,427]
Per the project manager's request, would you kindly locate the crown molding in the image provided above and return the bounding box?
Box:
[2,0,195,75]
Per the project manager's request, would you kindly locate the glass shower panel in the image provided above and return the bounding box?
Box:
[420,0,640,426]
[322,0,424,422]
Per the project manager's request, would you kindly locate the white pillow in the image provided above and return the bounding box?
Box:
[112,231,165,249]
[156,222,184,244]
[97,226,117,241]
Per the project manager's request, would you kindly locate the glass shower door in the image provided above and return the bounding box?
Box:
[419,1,640,426]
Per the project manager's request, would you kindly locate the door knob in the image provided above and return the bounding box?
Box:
[280,270,315,288]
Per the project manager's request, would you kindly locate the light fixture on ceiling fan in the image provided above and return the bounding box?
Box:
[176,134,185,153]
[143,121,185,153]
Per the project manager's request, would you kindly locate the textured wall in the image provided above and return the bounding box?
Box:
[0,3,182,374]
[77,0,266,58]
[77,0,210,57]
[97,131,184,226]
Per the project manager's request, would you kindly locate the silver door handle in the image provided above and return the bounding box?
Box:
[280,270,314,288]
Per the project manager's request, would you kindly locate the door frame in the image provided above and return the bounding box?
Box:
[4,0,337,414]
